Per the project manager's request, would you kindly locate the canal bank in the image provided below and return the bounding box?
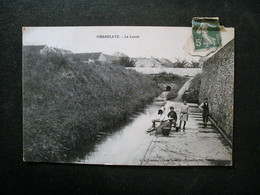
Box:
[77,92,168,165]
[76,78,232,166]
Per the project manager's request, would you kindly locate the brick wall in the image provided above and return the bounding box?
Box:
[199,39,234,140]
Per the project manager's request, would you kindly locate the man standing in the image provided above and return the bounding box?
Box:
[199,98,210,128]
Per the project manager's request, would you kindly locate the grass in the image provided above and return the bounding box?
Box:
[150,72,183,83]
[182,73,202,103]
[23,47,161,162]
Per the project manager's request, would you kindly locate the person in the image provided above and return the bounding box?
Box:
[179,100,189,131]
[167,106,177,130]
[147,106,168,134]
[199,98,209,128]
[152,106,166,128]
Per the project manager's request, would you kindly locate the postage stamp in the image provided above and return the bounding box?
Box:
[192,17,222,50]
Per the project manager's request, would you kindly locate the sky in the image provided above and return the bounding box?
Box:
[23,26,234,62]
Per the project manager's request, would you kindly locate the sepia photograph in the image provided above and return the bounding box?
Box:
[23,26,234,166]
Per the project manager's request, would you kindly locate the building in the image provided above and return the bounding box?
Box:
[132,57,163,68]
[75,52,120,64]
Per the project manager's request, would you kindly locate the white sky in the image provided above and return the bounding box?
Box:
[23,26,234,62]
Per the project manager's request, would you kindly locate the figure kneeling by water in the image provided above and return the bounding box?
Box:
[147,106,178,135]
[151,106,166,128]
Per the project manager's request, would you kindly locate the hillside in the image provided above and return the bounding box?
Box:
[23,46,161,162]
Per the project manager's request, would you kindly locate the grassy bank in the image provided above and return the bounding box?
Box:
[182,73,201,103]
[23,48,161,162]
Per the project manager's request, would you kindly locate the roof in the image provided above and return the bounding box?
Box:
[103,54,119,61]
[75,52,102,61]
[134,58,163,68]
[113,52,128,58]
[90,52,102,60]
[159,58,173,64]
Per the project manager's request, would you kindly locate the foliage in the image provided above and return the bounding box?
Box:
[151,72,184,83]
[119,56,136,67]
[175,58,188,68]
[174,58,200,68]
[191,61,200,68]
[182,73,202,103]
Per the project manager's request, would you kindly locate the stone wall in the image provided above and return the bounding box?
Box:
[199,39,234,140]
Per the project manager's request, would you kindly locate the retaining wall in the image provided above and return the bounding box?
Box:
[199,39,234,140]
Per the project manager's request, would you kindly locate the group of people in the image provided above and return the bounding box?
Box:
[150,98,210,134]
[151,100,189,133]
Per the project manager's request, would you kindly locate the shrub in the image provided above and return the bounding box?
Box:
[119,56,136,67]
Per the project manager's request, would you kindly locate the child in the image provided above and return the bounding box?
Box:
[179,100,189,131]
[167,106,177,129]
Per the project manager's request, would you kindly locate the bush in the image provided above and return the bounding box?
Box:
[175,58,187,68]
[182,73,201,103]
[119,56,136,67]
[23,47,161,162]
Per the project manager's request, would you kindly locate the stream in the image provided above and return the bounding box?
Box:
[76,78,193,165]
[76,91,169,165]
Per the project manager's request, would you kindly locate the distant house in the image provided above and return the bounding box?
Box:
[133,57,163,68]
[75,52,120,64]
[39,45,73,57]
[102,54,119,63]
[113,52,128,58]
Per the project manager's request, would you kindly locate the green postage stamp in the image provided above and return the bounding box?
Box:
[192,17,222,50]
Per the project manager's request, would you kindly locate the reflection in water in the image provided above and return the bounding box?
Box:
[77,92,168,165]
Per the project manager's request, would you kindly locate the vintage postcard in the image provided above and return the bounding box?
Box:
[23,26,234,166]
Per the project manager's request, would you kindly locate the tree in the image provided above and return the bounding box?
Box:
[175,58,188,68]
[119,57,136,67]
[191,61,200,68]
